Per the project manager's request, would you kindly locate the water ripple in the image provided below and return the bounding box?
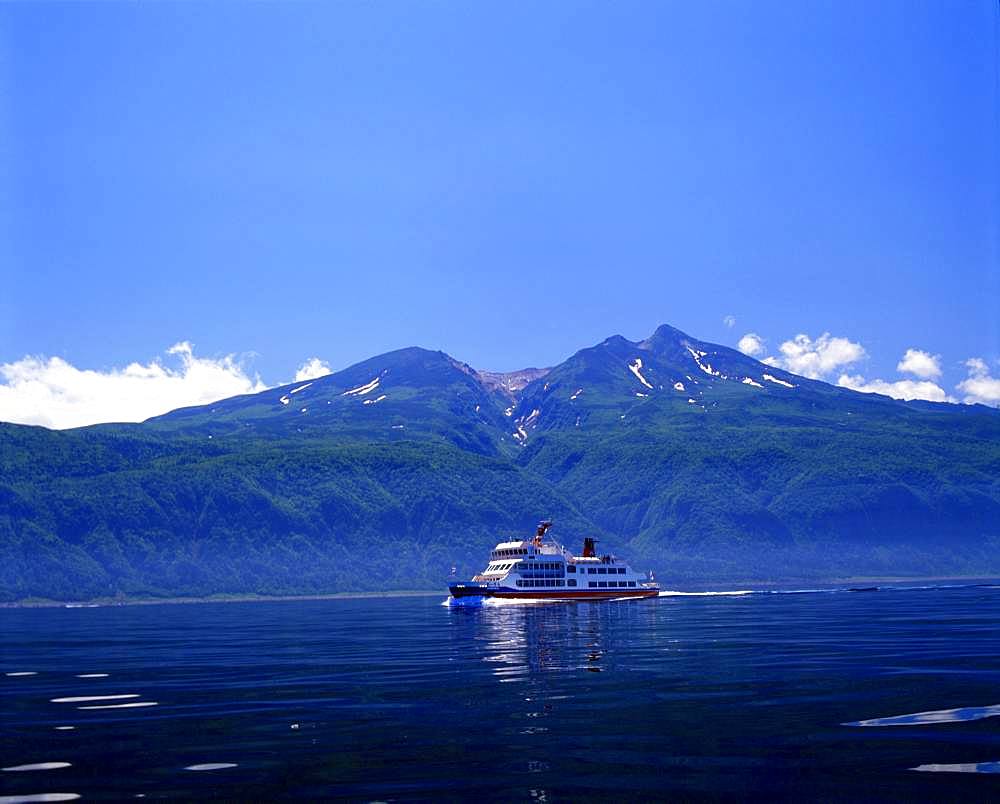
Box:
[51,694,138,704]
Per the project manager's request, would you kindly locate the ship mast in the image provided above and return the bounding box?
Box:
[533,520,552,547]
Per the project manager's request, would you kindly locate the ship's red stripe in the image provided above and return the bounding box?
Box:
[480,590,658,600]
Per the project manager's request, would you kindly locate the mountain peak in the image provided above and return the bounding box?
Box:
[638,323,697,353]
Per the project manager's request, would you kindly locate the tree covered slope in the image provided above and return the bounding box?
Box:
[1,325,998,601]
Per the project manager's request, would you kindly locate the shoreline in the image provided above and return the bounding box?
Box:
[0,589,446,609]
[2,575,998,609]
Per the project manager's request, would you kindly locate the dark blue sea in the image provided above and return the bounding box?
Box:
[3,584,1000,802]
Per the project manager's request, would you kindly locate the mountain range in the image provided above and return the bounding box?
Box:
[2,324,999,602]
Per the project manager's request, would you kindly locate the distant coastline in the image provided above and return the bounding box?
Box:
[3,576,998,609]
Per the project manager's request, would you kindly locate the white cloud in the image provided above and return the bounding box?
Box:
[723,315,736,329]
[294,357,333,382]
[0,342,269,430]
[837,373,953,403]
[896,348,942,379]
[764,333,866,379]
[737,332,765,357]
[957,357,1000,406]
[965,357,989,377]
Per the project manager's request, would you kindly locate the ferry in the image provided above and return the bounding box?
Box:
[448,521,660,601]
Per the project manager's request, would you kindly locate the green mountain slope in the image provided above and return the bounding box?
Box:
[1,325,998,601]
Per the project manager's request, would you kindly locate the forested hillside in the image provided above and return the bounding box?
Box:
[2,325,998,601]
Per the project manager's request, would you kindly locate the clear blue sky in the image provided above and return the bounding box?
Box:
[2,1,998,391]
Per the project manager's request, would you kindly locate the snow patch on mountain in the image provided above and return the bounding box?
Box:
[363,394,387,405]
[763,374,795,388]
[686,346,723,378]
[343,377,380,396]
[673,382,685,392]
[742,377,764,388]
[629,358,653,389]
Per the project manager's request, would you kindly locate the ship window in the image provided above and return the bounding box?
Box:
[516,579,522,587]
[597,568,606,574]
[568,579,577,587]
[598,581,607,588]
[619,567,626,574]
[556,580,563,586]
[589,582,596,588]
[618,581,627,587]
[628,581,636,587]
[588,568,595,574]
[567,565,575,573]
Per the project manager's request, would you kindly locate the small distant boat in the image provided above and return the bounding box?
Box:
[448,521,660,601]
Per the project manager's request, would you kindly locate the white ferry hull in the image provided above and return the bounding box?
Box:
[449,582,659,601]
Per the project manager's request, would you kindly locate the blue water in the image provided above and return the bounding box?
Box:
[3,584,1000,801]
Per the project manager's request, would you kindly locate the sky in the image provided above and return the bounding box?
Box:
[1,1,998,427]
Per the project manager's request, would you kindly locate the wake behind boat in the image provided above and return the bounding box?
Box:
[449,521,660,601]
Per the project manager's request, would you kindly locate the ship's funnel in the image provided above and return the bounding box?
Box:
[583,537,597,558]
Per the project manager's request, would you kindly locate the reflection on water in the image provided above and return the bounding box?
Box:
[452,595,659,681]
[184,763,238,771]
[844,703,1000,727]
[2,763,72,772]
[0,795,81,803]
[911,761,1000,774]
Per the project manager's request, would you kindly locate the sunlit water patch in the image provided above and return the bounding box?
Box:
[0,795,80,803]
[844,703,1000,727]
[2,764,72,772]
[911,761,1000,774]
